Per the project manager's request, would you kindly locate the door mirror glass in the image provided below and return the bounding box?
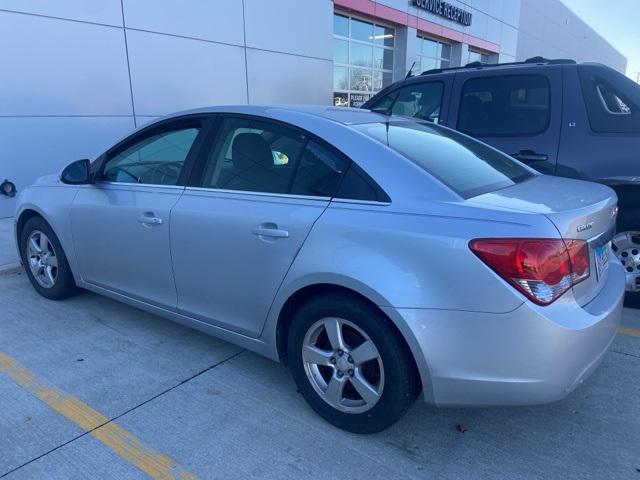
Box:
[60,159,91,185]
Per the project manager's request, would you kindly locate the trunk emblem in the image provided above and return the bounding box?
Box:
[577,222,594,233]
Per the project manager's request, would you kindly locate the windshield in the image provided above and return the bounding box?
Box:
[353,120,534,198]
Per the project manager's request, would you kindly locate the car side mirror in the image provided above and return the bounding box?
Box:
[60,159,91,185]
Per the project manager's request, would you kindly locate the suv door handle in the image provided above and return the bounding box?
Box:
[252,224,289,239]
[137,213,163,226]
[511,150,549,163]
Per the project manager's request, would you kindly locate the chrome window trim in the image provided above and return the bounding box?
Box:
[596,84,632,116]
[330,198,391,207]
[97,181,186,190]
[183,186,331,202]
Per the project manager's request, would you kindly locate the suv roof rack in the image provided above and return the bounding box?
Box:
[419,57,577,76]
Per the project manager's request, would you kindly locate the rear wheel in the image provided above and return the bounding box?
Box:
[287,293,419,433]
[20,216,79,300]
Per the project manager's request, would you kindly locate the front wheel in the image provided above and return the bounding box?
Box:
[20,216,79,300]
[612,231,640,308]
[287,293,420,433]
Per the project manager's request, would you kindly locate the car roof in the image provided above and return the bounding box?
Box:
[166,104,396,126]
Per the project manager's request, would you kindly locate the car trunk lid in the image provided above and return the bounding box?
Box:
[468,175,618,306]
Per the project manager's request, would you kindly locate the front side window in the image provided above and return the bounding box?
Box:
[391,82,443,123]
[458,75,550,137]
[103,126,200,185]
[353,121,534,198]
[200,117,346,197]
[333,13,395,108]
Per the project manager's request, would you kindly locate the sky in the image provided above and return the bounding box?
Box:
[559,0,640,80]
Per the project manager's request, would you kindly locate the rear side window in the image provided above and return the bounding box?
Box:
[458,75,550,137]
[578,66,640,134]
[354,121,534,198]
[369,82,444,123]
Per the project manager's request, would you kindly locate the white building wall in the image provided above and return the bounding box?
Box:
[516,0,627,73]
[0,0,334,218]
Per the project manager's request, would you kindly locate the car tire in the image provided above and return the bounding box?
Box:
[20,216,80,300]
[287,293,420,434]
[612,230,640,309]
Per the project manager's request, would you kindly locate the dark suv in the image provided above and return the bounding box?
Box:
[364,58,639,306]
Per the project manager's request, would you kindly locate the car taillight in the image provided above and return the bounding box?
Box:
[469,238,590,306]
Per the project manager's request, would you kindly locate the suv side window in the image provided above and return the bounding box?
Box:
[103,126,200,185]
[369,82,444,123]
[458,75,550,136]
[578,66,640,134]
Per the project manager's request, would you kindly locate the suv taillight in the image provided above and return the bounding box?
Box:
[469,238,590,306]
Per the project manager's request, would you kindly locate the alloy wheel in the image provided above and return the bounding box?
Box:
[612,231,640,293]
[302,317,384,414]
[27,230,59,289]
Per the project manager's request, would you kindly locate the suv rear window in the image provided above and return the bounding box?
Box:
[578,65,640,134]
[353,121,534,198]
[458,75,550,137]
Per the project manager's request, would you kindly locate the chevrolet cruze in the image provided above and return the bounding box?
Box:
[14,106,625,433]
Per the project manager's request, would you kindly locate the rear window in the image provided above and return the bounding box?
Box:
[353,121,534,198]
[458,74,550,137]
[578,65,640,134]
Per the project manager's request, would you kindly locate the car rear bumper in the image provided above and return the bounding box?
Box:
[388,261,625,407]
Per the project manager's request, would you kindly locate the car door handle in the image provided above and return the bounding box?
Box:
[137,213,163,226]
[252,225,289,239]
[511,150,549,163]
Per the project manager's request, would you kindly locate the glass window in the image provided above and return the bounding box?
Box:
[391,82,444,123]
[334,14,349,37]
[103,127,199,185]
[578,66,640,133]
[353,121,534,198]
[351,18,373,42]
[333,39,348,64]
[415,35,450,74]
[467,49,495,65]
[201,118,305,194]
[333,13,395,108]
[291,142,347,197]
[333,66,349,90]
[458,75,551,136]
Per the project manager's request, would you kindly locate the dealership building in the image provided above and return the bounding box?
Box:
[0,0,628,217]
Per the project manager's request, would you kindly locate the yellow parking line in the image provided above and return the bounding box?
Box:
[618,327,640,338]
[0,352,197,480]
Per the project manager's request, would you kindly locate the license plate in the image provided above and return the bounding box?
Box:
[594,243,610,281]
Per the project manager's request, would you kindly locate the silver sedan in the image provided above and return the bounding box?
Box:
[14,106,625,433]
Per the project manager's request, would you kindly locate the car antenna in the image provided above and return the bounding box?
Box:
[405,61,416,79]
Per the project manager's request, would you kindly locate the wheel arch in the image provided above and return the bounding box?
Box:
[273,282,429,398]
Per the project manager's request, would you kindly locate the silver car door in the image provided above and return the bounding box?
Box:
[170,116,347,337]
[71,117,208,309]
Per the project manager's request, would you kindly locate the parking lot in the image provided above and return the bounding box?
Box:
[0,219,638,480]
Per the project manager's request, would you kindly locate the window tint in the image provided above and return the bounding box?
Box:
[103,127,199,185]
[291,141,347,197]
[458,75,550,136]
[354,121,533,198]
[391,82,443,123]
[334,163,390,202]
[578,66,640,133]
[201,118,306,194]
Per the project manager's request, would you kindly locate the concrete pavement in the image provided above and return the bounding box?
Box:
[0,268,639,480]
[0,217,19,269]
